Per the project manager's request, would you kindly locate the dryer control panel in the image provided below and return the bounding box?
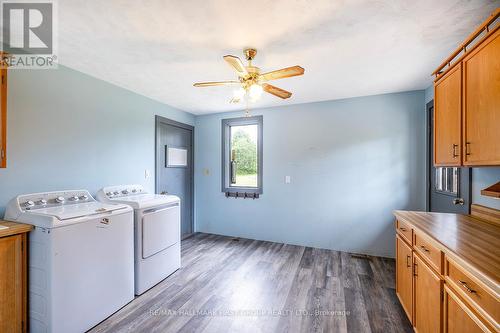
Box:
[100,184,146,198]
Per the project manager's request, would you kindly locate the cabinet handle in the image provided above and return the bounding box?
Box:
[399,227,407,232]
[406,255,411,268]
[413,262,418,276]
[459,280,476,294]
[465,142,471,156]
[420,245,430,253]
[452,144,458,158]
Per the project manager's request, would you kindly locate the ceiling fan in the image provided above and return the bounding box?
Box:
[193,48,304,103]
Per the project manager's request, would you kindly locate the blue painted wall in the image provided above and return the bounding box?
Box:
[424,85,434,105]
[195,91,426,257]
[424,85,500,209]
[0,66,195,216]
[3,66,494,256]
[472,168,500,209]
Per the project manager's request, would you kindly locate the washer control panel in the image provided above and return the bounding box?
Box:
[17,190,94,210]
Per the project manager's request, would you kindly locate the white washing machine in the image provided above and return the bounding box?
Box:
[4,190,135,333]
[96,185,181,295]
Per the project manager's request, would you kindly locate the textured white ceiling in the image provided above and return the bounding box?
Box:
[58,0,498,114]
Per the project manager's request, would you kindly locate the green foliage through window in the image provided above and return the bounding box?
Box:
[230,124,258,187]
[232,128,257,175]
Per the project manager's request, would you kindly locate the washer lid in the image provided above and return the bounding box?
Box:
[108,194,180,209]
[30,202,128,220]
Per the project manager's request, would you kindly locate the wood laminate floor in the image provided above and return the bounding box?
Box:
[90,233,413,333]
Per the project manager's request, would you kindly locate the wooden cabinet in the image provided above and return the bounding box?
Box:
[0,235,26,332]
[394,210,500,333]
[396,235,413,323]
[0,67,6,168]
[432,9,500,167]
[414,231,443,274]
[445,259,499,327]
[443,285,491,333]
[414,254,442,333]
[434,64,462,166]
[0,222,30,333]
[462,29,500,166]
[396,219,413,245]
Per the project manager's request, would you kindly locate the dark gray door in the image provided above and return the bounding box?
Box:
[427,101,471,214]
[156,116,194,237]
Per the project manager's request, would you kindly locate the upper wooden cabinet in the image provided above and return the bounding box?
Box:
[463,29,500,166]
[433,9,500,167]
[0,67,6,168]
[434,64,462,166]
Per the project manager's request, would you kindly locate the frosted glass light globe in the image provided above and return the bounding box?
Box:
[233,87,246,99]
[249,84,263,101]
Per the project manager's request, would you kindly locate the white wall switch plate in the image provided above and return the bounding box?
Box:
[285,176,291,184]
[144,169,151,179]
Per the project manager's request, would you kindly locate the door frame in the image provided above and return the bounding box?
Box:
[426,100,472,213]
[155,115,194,237]
[426,100,433,212]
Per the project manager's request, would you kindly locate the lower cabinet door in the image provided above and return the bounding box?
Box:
[0,234,25,333]
[396,235,413,322]
[414,254,442,333]
[443,285,491,333]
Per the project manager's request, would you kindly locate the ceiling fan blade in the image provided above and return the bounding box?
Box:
[193,81,240,87]
[223,55,248,77]
[263,83,292,99]
[260,66,304,82]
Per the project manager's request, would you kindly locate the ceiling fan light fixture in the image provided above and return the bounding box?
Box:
[193,48,304,107]
[233,87,246,99]
[249,83,263,101]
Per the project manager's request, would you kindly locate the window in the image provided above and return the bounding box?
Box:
[222,116,263,195]
[435,167,459,196]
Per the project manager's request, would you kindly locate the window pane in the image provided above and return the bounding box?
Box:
[435,168,443,191]
[434,167,458,195]
[230,124,258,188]
[452,168,458,194]
[445,167,451,192]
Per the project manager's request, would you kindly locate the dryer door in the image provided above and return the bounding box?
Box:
[142,203,180,259]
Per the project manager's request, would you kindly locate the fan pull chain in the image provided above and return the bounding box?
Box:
[245,97,251,117]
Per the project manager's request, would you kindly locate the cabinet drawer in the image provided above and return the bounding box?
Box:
[396,219,413,245]
[444,284,494,333]
[445,259,499,328]
[414,231,442,273]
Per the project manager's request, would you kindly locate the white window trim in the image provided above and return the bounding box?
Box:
[221,115,263,194]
